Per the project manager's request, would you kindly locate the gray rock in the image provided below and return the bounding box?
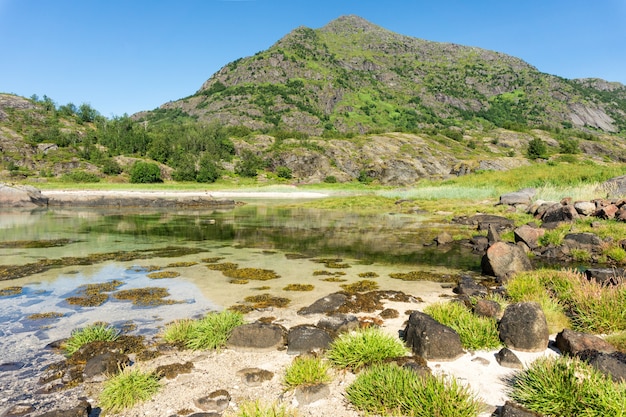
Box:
[33,400,91,417]
[287,325,332,354]
[226,322,285,351]
[499,188,536,206]
[601,175,626,198]
[513,225,545,250]
[453,275,488,297]
[435,231,453,245]
[473,299,502,319]
[574,201,596,216]
[499,302,549,352]
[555,328,616,356]
[563,232,603,253]
[403,311,464,361]
[495,348,523,369]
[297,293,347,315]
[236,368,274,386]
[498,401,544,417]
[578,350,626,383]
[83,352,130,381]
[584,268,626,285]
[541,203,579,224]
[194,389,230,413]
[481,242,532,281]
[294,383,330,405]
[0,183,48,208]
[316,314,359,336]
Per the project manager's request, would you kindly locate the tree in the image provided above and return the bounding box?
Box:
[526,138,548,160]
[197,155,220,183]
[235,150,265,178]
[130,161,162,183]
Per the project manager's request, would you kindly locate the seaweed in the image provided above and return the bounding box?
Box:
[206,262,239,271]
[147,271,181,279]
[358,272,379,278]
[0,238,75,249]
[27,312,64,320]
[389,270,454,282]
[113,287,180,306]
[340,280,379,293]
[222,268,280,281]
[243,293,290,309]
[166,262,197,268]
[0,286,23,297]
[283,284,314,291]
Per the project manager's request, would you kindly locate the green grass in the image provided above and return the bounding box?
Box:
[605,331,626,352]
[326,327,408,371]
[225,400,298,417]
[99,367,162,413]
[63,323,119,355]
[423,301,501,350]
[346,362,483,417]
[161,310,244,350]
[283,356,332,389]
[508,356,626,417]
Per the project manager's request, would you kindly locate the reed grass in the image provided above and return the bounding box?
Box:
[99,367,161,413]
[225,400,298,417]
[283,356,331,389]
[161,310,244,350]
[326,327,407,371]
[63,323,119,355]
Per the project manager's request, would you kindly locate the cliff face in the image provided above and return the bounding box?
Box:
[151,15,626,136]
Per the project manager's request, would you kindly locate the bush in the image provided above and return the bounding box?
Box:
[61,170,101,183]
[130,161,162,183]
[161,310,244,350]
[197,156,220,183]
[326,327,407,371]
[99,367,161,413]
[276,166,293,179]
[283,356,331,389]
[346,363,483,417]
[101,158,122,175]
[63,323,119,355]
[323,175,337,183]
[508,356,626,416]
[424,302,501,350]
[235,150,265,178]
[526,138,548,159]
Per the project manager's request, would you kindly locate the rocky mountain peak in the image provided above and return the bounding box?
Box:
[319,15,388,35]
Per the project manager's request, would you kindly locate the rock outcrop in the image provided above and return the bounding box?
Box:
[0,183,48,208]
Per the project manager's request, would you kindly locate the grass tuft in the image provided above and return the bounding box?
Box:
[225,400,298,417]
[346,362,483,417]
[161,310,244,350]
[326,327,407,371]
[99,367,161,413]
[283,356,331,390]
[423,302,501,350]
[63,323,119,355]
[508,356,626,417]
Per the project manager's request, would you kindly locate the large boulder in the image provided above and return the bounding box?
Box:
[601,175,626,198]
[555,328,616,356]
[402,311,464,361]
[498,302,549,352]
[481,242,532,281]
[499,188,536,206]
[298,293,347,315]
[562,233,603,253]
[513,225,545,250]
[540,203,579,224]
[0,183,48,208]
[578,350,626,383]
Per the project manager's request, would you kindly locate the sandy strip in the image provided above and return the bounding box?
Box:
[43,189,330,200]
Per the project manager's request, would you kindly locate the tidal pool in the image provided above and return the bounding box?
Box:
[0,203,481,364]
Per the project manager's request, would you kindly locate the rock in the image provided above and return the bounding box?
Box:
[584,268,626,285]
[578,350,626,383]
[34,400,91,417]
[498,302,549,352]
[402,311,464,361]
[555,329,616,356]
[0,183,48,208]
[298,293,347,315]
[83,352,130,381]
[596,204,619,219]
[194,389,231,413]
[495,348,523,369]
[473,299,502,319]
[155,361,194,379]
[226,322,285,350]
[286,325,332,354]
[453,275,488,297]
[498,401,544,417]
[486,224,500,244]
[236,368,274,386]
[540,203,579,224]
[454,214,515,232]
[513,225,545,250]
[316,314,359,336]
[294,383,330,405]
[481,242,532,281]
[574,201,596,216]
[499,188,536,206]
[435,231,453,245]
[601,175,626,198]
[562,233,603,253]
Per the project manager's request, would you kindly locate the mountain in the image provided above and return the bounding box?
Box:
[145,15,626,136]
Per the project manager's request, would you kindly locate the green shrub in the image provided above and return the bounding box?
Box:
[63,323,119,355]
[605,331,626,352]
[323,175,337,183]
[424,302,501,350]
[161,310,244,350]
[225,400,297,417]
[101,158,122,175]
[346,363,483,417]
[235,150,265,178]
[526,138,548,159]
[326,327,407,371]
[130,161,162,183]
[605,246,626,263]
[61,170,101,183]
[99,367,161,413]
[283,356,331,389]
[276,166,293,179]
[508,356,626,416]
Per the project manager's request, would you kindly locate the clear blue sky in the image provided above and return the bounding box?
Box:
[1,0,624,118]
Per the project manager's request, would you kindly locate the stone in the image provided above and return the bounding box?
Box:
[294,383,330,405]
[35,400,91,417]
[541,203,579,223]
[287,325,332,354]
[453,275,488,297]
[499,302,549,352]
[455,214,515,232]
[481,242,532,281]
[601,175,626,198]
[473,299,502,319]
[584,268,626,285]
[499,401,544,417]
[0,183,48,208]
[194,389,231,413]
[297,293,347,315]
[83,352,130,381]
[578,350,626,383]
[513,225,545,250]
[435,231,453,245]
[495,348,524,369]
[403,311,464,361]
[236,368,274,386]
[226,322,285,350]
[574,201,596,216]
[486,224,500,244]
[563,232,603,253]
[499,188,536,206]
[316,314,359,336]
[596,204,619,219]
[555,328,616,356]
